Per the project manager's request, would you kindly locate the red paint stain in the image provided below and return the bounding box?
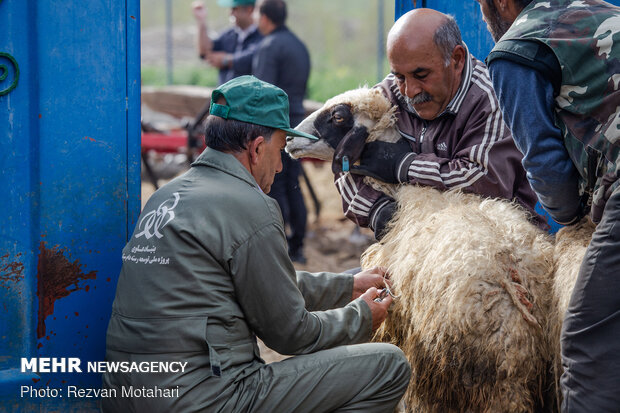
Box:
[32,378,40,383]
[37,343,43,349]
[74,312,79,316]
[130,15,136,19]
[0,253,25,290]
[36,242,97,339]
[84,136,96,142]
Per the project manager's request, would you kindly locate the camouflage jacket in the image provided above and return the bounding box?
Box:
[488,0,620,223]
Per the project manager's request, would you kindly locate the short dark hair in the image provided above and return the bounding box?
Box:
[259,0,287,27]
[433,15,464,66]
[204,116,275,153]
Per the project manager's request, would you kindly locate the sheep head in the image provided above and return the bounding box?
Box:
[286,87,400,174]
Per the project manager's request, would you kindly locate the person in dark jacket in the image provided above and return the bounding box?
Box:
[102,76,410,413]
[252,0,311,263]
[192,0,262,85]
[476,0,620,410]
[335,9,545,240]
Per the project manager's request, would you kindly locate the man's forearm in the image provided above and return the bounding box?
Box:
[196,20,212,58]
[488,58,583,223]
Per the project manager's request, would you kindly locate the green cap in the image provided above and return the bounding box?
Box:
[209,75,318,140]
[217,0,255,7]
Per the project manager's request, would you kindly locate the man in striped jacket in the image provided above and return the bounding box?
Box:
[338,9,544,239]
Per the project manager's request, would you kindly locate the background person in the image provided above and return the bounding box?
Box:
[477,0,620,410]
[253,0,311,263]
[192,0,262,85]
[335,9,544,240]
[102,76,410,413]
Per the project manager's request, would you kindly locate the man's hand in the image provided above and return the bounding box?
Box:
[360,287,393,331]
[352,266,391,300]
[372,201,397,241]
[350,139,414,183]
[207,51,232,69]
[191,1,207,22]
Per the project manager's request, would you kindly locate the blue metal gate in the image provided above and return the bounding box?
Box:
[0,0,140,410]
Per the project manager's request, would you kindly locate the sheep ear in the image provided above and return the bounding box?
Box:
[332,125,369,174]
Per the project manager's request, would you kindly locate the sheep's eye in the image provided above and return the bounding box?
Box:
[333,114,344,123]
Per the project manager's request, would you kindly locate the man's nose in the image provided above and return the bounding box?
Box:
[403,78,422,99]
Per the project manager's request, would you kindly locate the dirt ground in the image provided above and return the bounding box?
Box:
[142,158,375,363]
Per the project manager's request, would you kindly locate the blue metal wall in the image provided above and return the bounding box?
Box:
[396,0,620,61]
[0,0,140,410]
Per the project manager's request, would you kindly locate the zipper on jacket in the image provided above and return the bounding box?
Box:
[418,123,427,153]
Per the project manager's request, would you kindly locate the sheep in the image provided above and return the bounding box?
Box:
[285,87,401,198]
[286,86,594,412]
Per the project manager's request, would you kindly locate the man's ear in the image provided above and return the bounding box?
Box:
[451,45,466,71]
[248,136,266,165]
[494,0,506,11]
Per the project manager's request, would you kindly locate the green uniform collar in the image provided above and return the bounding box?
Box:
[192,147,260,189]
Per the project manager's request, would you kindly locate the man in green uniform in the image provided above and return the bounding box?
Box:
[102,76,411,413]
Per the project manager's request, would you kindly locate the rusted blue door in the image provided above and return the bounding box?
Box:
[0,0,140,410]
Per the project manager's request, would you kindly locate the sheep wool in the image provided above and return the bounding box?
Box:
[362,185,555,412]
[286,87,595,412]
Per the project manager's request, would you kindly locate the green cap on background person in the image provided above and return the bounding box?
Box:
[217,0,255,7]
[209,75,318,140]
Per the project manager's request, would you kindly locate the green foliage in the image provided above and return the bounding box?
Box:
[141,64,219,87]
[142,63,381,103]
[140,0,394,102]
[308,65,377,103]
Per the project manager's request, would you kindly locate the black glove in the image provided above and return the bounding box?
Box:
[371,200,397,241]
[349,139,414,184]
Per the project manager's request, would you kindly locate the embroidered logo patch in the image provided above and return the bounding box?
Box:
[135,193,180,239]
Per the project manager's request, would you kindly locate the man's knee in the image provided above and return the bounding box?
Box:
[366,343,411,388]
